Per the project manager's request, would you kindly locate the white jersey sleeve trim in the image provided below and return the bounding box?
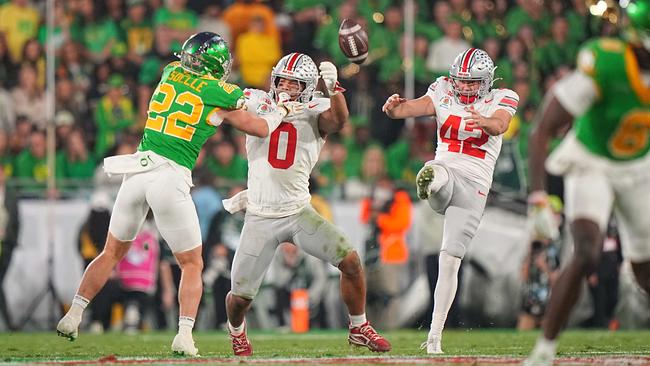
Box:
[553,71,598,117]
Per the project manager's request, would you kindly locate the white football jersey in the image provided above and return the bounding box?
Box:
[245,95,330,218]
[426,76,519,188]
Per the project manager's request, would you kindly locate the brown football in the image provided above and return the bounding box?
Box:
[338,18,369,64]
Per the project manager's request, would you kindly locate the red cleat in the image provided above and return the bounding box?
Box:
[348,321,391,352]
[229,327,253,356]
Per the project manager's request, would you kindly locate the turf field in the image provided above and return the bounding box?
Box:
[1,329,649,365]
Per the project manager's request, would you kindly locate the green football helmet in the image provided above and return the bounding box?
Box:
[626,0,650,50]
[177,32,232,80]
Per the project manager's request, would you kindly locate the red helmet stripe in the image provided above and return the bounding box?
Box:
[284,53,302,72]
[461,48,477,73]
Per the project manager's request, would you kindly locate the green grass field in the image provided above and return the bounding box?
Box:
[1,329,649,365]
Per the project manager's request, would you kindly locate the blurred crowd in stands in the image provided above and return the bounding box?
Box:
[0,0,630,333]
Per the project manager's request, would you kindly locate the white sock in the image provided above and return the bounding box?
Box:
[228,319,245,336]
[429,252,461,338]
[429,165,450,193]
[349,313,367,327]
[178,316,195,337]
[68,294,89,318]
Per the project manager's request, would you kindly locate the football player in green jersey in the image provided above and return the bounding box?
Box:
[56,32,297,356]
[525,2,650,365]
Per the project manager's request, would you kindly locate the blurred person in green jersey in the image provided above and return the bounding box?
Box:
[56,32,298,356]
[525,2,650,365]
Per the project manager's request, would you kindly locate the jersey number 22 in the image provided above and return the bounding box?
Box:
[145,82,203,141]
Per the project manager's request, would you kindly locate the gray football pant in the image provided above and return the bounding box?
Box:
[426,162,488,259]
[231,205,354,300]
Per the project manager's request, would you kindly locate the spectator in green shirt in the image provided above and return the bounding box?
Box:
[93,74,135,158]
[379,35,433,90]
[56,127,96,181]
[386,138,424,184]
[73,0,121,63]
[505,0,551,37]
[205,140,248,185]
[464,0,501,46]
[37,1,72,52]
[120,0,154,65]
[534,17,579,78]
[153,0,198,54]
[318,140,358,197]
[344,116,374,179]
[496,37,526,88]
[14,129,48,186]
[371,5,404,61]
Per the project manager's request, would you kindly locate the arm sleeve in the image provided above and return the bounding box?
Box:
[495,89,520,116]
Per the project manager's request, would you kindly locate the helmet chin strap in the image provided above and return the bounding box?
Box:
[458,94,478,104]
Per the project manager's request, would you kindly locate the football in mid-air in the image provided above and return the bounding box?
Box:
[338,18,369,64]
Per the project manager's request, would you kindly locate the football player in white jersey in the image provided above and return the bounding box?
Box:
[222,53,391,356]
[383,48,519,354]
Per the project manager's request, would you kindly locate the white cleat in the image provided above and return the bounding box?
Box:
[416,165,435,200]
[56,314,80,341]
[523,338,557,366]
[420,336,443,354]
[171,333,199,357]
[522,351,555,366]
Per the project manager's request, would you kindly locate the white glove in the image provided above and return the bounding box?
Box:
[243,88,275,115]
[382,93,406,113]
[276,92,304,118]
[319,61,344,96]
[527,191,560,240]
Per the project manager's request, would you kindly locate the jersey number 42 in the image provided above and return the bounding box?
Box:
[440,115,488,159]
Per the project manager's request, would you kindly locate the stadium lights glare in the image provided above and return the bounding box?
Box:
[589,0,609,15]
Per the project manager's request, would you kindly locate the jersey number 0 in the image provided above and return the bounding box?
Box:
[268,122,297,169]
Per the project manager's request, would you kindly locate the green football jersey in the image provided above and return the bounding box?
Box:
[574,38,650,161]
[138,61,244,169]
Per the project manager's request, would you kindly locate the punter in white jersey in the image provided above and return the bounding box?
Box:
[222,53,391,356]
[382,48,519,354]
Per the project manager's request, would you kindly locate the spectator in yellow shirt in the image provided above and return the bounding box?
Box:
[222,0,279,50]
[235,16,281,89]
[0,0,40,63]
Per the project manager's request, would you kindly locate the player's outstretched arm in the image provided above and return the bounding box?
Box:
[221,108,287,138]
[528,94,573,192]
[318,62,349,134]
[382,94,435,119]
